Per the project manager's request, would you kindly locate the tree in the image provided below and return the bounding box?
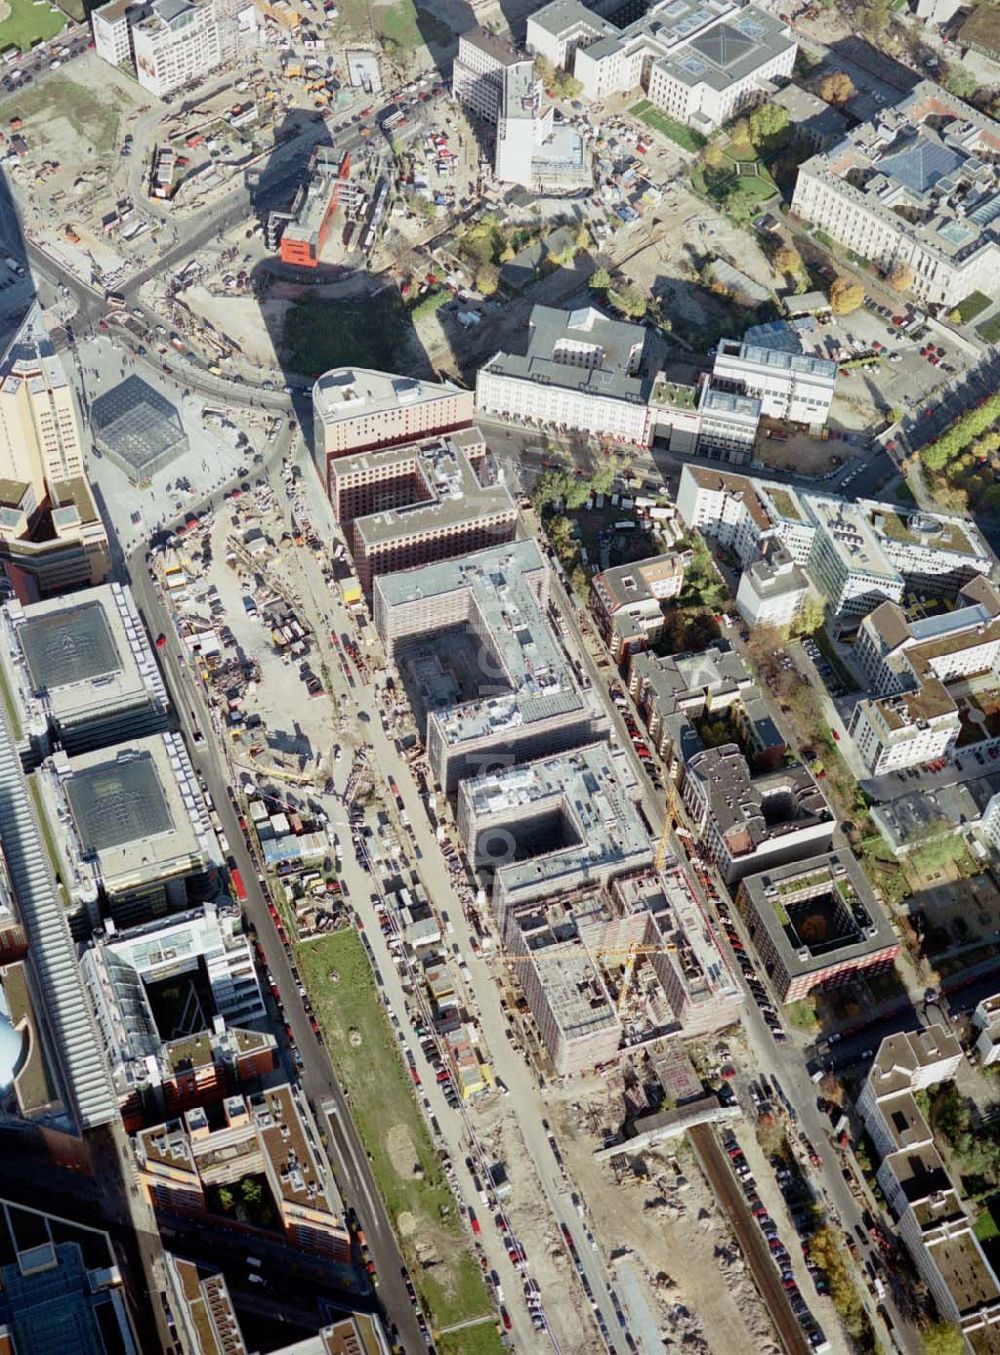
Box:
[819,71,854,106]
[830,276,865,314]
[946,65,978,102]
[749,103,789,150]
[922,1322,966,1355]
[855,0,891,40]
[793,591,825,637]
[589,266,611,292]
[730,118,752,148]
[574,224,590,252]
[775,244,805,280]
[217,1187,235,1212]
[476,262,500,296]
[590,457,619,496]
[703,142,727,170]
[241,1176,263,1207]
[534,54,556,88]
[547,515,574,555]
[888,260,914,291]
[607,284,647,319]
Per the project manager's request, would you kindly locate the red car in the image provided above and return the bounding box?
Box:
[155,633,167,649]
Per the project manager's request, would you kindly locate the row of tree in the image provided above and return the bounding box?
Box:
[922,393,1000,473]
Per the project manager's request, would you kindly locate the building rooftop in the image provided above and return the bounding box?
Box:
[740,849,896,981]
[867,1026,963,1100]
[654,7,794,95]
[313,367,464,428]
[0,582,168,744]
[482,304,659,405]
[283,147,351,248]
[40,732,211,900]
[631,642,754,717]
[683,465,774,533]
[805,493,904,582]
[717,336,838,383]
[797,81,1000,268]
[336,430,516,549]
[741,540,810,600]
[687,744,831,853]
[591,552,684,612]
[465,742,653,903]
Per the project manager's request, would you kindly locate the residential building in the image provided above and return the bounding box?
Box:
[527,0,795,134]
[973,994,1000,1067]
[627,642,758,769]
[475,304,664,448]
[135,1086,352,1259]
[0,583,170,769]
[0,473,110,603]
[457,742,654,936]
[453,28,521,121]
[35,732,217,935]
[849,577,1000,774]
[677,464,992,621]
[81,901,270,1126]
[735,540,810,629]
[791,82,1000,307]
[328,427,517,593]
[681,744,833,884]
[92,0,137,66]
[312,367,474,479]
[711,337,837,426]
[856,1028,1000,1346]
[373,540,609,792]
[737,850,899,1002]
[590,552,686,662]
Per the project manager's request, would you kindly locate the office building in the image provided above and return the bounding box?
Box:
[476,305,664,447]
[136,1085,352,1259]
[527,0,794,133]
[735,540,810,629]
[682,744,833,884]
[693,382,762,465]
[35,732,217,934]
[677,464,992,620]
[0,1200,139,1355]
[772,82,848,153]
[268,147,354,268]
[374,541,608,792]
[457,742,654,936]
[849,576,1000,774]
[81,902,271,1126]
[0,583,169,768]
[0,308,110,599]
[737,850,898,1002]
[792,82,1000,308]
[130,0,222,99]
[856,1027,1000,1345]
[711,337,837,426]
[328,427,517,593]
[0,307,85,500]
[312,367,474,478]
[453,29,591,191]
[92,0,137,65]
[590,552,685,662]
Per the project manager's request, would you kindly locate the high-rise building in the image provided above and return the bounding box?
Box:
[92,0,228,99]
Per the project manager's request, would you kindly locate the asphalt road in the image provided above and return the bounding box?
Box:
[126,554,425,1354]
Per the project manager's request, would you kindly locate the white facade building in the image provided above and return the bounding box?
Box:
[735,541,810,629]
[712,338,837,426]
[791,82,1000,308]
[92,0,226,98]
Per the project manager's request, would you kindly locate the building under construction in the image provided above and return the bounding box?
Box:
[267,146,358,268]
[500,854,742,1077]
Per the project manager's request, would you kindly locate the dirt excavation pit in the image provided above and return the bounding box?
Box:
[554,1102,781,1355]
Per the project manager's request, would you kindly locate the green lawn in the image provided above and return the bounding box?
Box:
[0,75,124,153]
[979,313,1000,345]
[333,0,452,51]
[630,99,706,152]
[0,0,65,52]
[283,291,420,377]
[975,1207,1000,1243]
[295,931,499,1341]
[953,291,991,325]
[437,1321,504,1355]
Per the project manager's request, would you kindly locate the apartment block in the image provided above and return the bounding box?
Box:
[527,0,795,134]
[312,367,474,479]
[135,1086,352,1259]
[735,540,810,629]
[792,82,1000,308]
[681,744,833,884]
[849,576,1000,774]
[373,541,608,793]
[973,995,1000,1067]
[855,1028,1000,1345]
[328,427,517,593]
[737,850,898,1002]
[627,642,758,770]
[677,464,992,621]
[590,551,685,662]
